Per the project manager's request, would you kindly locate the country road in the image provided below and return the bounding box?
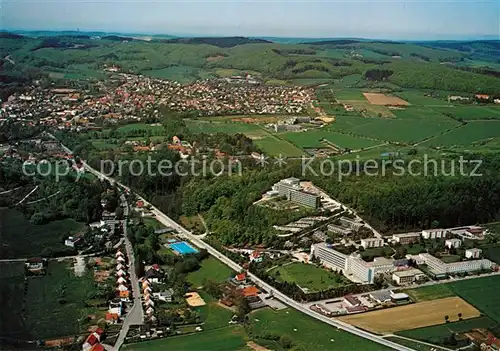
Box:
[52,136,413,351]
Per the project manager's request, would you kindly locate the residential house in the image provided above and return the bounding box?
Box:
[153,288,175,302]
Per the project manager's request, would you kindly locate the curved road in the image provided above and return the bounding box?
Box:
[53,137,413,351]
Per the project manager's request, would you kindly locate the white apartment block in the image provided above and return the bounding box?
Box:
[465,248,482,259]
[346,256,394,284]
[419,253,494,275]
[422,229,448,239]
[327,224,352,236]
[392,232,421,245]
[310,243,348,272]
[340,217,364,231]
[445,238,462,249]
[361,238,384,249]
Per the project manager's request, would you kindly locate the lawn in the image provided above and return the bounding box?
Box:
[0,208,85,259]
[384,336,450,351]
[195,292,235,330]
[187,257,234,287]
[396,316,498,345]
[122,326,248,351]
[282,130,380,150]
[24,260,100,339]
[423,121,500,147]
[403,284,455,302]
[249,308,391,351]
[91,139,118,150]
[268,263,351,292]
[185,120,265,137]
[448,275,500,323]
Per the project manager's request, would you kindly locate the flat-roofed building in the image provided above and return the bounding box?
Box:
[392,268,425,285]
[310,243,348,272]
[465,248,482,259]
[422,229,448,239]
[272,178,320,209]
[340,217,364,230]
[392,232,421,245]
[361,238,384,249]
[419,253,494,276]
[327,224,352,236]
[445,238,462,249]
[346,256,394,284]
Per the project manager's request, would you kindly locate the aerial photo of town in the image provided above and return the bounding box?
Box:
[1,1,500,350]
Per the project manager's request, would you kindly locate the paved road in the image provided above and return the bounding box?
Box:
[113,194,143,351]
[54,139,412,351]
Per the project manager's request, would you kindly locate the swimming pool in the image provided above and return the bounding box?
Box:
[169,241,199,255]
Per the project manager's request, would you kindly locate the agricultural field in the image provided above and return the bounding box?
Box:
[423,121,500,147]
[434,106,500,121]
[0,262,27,341]
[392,107,452,121]
[185,120,266,137]
[141,65,199,83]
[384,336,450,351]
[187,257,234,287]
[0,208,85,259]
[282,130,380,150]
[253,135,304,157]
[403,284,455,302]
[393,91,451,106]
[448,275,500,323]
[396,316,498,345]
[338,297,481,334]
[363,93,410,106]
[249,308,391,350]
[122,326,248,351]
[333,89,366,100]
[269,263,351,292]
[115,123,164,134]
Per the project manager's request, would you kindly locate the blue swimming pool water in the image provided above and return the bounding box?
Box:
[169,241,199,255]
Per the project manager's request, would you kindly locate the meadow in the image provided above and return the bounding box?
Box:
[115,123,164,134]
[249,308,391,350]
[282,130,381,150]
[0,262,27,340]
[269,262,351,292]
[396,316,498,345]
[448,275,500,324]
[403,284,455,302]
[122,326,248,351]
[435,106,500,121]
[0,208,84,259]
[393,91,452,106]
[423,121,500,147]
[185,120,265,136]
[253,135,304,157]
[384,337,450,351]
[141,65,200,83]
[186,257,234,287]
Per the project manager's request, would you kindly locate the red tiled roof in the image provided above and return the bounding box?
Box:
[241,286,259,297]
[91,344,105,351]
[86,334,98,345]
[236,273,246,281]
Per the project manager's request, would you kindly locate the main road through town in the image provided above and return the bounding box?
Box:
[53,137,413,351]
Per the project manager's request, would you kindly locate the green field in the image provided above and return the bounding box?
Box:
[392,107,452,121]
[397,316,498,345]
[122,326,248,351]
[141,65,199,83]
[448,275,500,323]
[116,123,164,134]
[185,120,265,137]
[91,139,118,150]
[393,91,451,106]
[0,208,85,259]
[249,308,391,350]
[283,130,380,149]
[187,257,234,287]
[0,262,26,340]
[333,89,367,101]
[195,292,235,330]
[384,336,450,351]
[269,263,351,292]
[423,121,500,147]
[253,135,304,157]
[435,106,500,121]
[403,284,455,302]
[329,115,459,143]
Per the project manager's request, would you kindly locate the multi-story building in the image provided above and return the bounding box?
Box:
[327,224,352,236]
[272,178,320,209]
[346,256,394,284]
[392,232,421,245]
[340,217,364,231]
[422,229,448,239]
[310,243,348,272]
[445,238,462,249]
[419,253,494,276]
[465,248,482,259]
[360,238,384,249]
[392,268,425,285]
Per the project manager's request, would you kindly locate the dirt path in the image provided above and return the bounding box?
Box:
[247,341,271,351]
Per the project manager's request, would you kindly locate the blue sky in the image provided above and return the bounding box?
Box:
[1,0,499,39]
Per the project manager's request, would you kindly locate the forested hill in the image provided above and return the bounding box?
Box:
[160,36,272,47]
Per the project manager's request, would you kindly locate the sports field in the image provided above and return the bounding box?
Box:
[185,120,267,139]
[403,284,455,302]
[396,316,498,345]
[338,297,481,334]
[122,326,248,351]
[249,308,391,350]
[423,121,500,147]
[269,262,351,292]
[253,135,304,157]
[448,275,500,323]
[283,130,380,149]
